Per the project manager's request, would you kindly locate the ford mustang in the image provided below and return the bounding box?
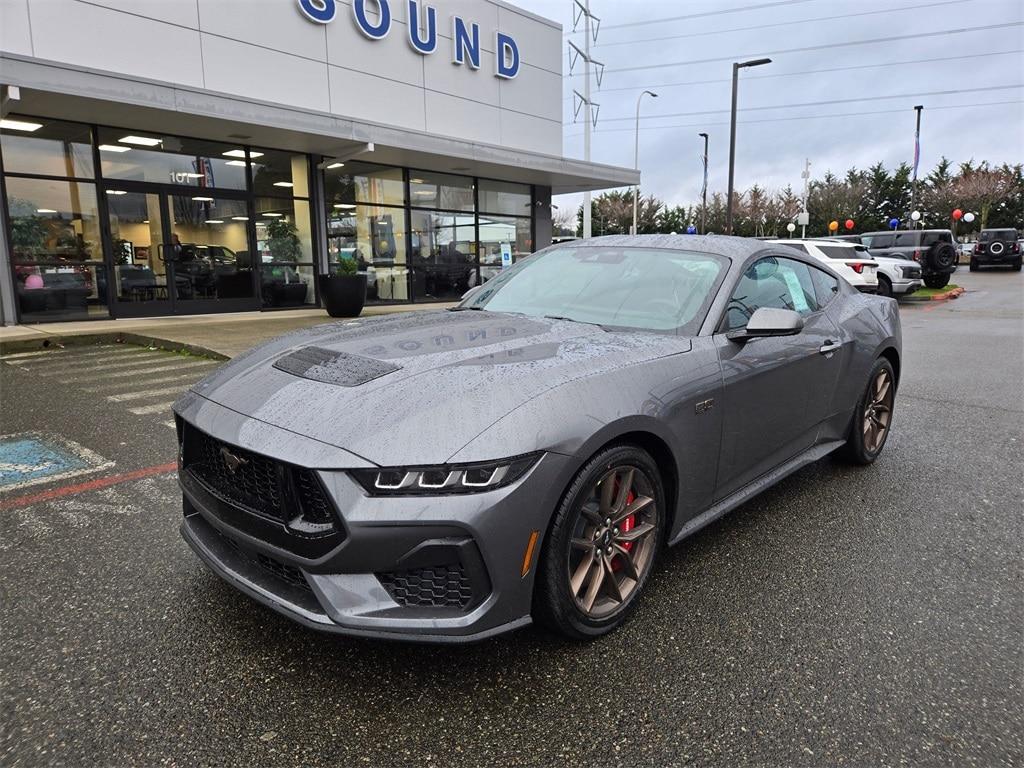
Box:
[174,235,901,642]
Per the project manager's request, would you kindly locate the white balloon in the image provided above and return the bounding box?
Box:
[786,222,796,232]
[911,210,922,221]
[963,212,976,223]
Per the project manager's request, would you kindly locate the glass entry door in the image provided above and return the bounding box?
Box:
[105,187,258,316]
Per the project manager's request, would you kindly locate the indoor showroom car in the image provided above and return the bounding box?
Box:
[173,235,902,642]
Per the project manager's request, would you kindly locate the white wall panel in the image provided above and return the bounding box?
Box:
[325,15,423,87]
[198,0,327,61]
[499,65,560,122]
[425,91,500,145]
[28,0,204,87]
[202,34,330,113]
[0,0,33,56]
[497,4,561,75]
[81,0,199,28]
[422,46,499,107]
[329,65,426,131]
[500,110,560,155]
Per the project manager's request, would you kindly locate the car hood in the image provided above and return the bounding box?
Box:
[187,310,691,465]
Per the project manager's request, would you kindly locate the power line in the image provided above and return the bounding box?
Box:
[566,21,1024,76]
[590,0,961,49]
[595,0,820,32]
[591,84,1022,123]
[563,49,1024,99]
[562,99,1024,136]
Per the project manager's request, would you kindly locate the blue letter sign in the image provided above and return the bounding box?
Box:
[407,0,437,55]
[352,0,391,39]
[495,32,520,79]
[297,0,337,23]
[452,16,481,70]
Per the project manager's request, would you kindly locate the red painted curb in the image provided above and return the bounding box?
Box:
[0,462,178,511]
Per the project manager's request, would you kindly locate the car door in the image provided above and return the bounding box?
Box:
[713,255,843,500]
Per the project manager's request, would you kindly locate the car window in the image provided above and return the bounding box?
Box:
[817,244,857,259]
[809,267,839,307]
[866,234,893,248]
[723,256,819,331]
[980,229,1017,241]
[894,232,919,247]
[776,242,809,254]
[921,231,952,246]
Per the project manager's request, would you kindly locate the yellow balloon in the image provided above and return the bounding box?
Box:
[828,220,839,232]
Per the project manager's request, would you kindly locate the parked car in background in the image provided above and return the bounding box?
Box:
[971,228,1022,271]
[769,239,879,293]
[808,238,921,298]
[859,229,958,289]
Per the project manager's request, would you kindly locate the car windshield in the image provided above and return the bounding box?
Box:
[457,246,727,333]
[979,229,1017,241]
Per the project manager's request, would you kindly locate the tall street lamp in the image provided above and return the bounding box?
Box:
[698,132,709,234]
[725,57,771,235]
[632,89,658,236]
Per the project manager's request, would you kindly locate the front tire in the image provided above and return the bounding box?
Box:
[876,275,893,298]
[534,445,664,640]
[923,273,951,289]
[843,357,896,465]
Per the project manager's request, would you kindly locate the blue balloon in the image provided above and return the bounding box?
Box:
[686,225,697,234]
[888,218,900,230]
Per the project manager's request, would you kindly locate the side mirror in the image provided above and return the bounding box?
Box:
[727,307,804,342]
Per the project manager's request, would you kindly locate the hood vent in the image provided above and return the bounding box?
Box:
[273,346,400,387]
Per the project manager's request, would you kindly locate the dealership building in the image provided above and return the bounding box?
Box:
[0,0,634,325]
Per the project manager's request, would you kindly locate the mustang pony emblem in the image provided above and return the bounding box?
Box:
[219,447,248,474]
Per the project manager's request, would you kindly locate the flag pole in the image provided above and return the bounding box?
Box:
[909,105,923,228]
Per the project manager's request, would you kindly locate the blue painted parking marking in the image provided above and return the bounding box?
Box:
[0,433,114,493]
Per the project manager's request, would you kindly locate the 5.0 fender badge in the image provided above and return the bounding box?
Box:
[695,398,715,415]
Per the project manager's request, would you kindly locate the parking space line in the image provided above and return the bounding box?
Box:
[30,354,168,374]
[163,420,176,429]
[0,461,178,512]
[1,347,128,362]
[128,401,176,416]
[82,372,211,393]
[108,386,190,402]
[59,360,217,383]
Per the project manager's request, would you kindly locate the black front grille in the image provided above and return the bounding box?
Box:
[183,423,338,535]
[256,552,312,592]
[378,565,475,610]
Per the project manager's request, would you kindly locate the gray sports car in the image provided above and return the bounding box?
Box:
[174,235,901,642]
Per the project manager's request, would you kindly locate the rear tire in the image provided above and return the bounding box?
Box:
[876,275,893,298]
[534,444,664,640]
[928,242,958,271]
[923,273,951,289]
[843,357,896,465]
[1013,259,1022,272]
[969,259,978,272]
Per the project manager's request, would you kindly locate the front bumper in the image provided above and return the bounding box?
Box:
[175,415,575,643]
[891,278,923,295]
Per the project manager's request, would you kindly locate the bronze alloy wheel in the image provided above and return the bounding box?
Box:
[863,367,894,453]
[567,465,659,619]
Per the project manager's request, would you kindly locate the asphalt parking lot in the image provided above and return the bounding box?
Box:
[1,270,1021,767]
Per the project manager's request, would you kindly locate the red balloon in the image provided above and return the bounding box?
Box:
[844,219,855,230]
[952,208,963,220]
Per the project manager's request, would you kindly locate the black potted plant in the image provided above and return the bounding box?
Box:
[318,254,367,317]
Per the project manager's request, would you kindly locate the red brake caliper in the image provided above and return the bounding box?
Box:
[612,491,636,572]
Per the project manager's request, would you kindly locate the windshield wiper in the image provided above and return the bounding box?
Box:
[448,305,485,311]
[543,315,607,330]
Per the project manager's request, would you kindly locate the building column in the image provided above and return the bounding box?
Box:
[534,185,553,250]
[0,189,17,326]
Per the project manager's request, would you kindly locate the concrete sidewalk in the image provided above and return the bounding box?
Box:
[0,302,455,358]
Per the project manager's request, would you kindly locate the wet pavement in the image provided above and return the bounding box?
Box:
[1,270,1021,767]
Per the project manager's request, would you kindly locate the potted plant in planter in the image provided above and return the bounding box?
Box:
[263,219,308,306]
[318,254,367,317]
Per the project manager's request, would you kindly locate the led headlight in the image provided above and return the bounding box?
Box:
[351,454,540,496]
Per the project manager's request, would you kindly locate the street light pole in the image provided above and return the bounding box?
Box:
[698,132,709,234]
[909,104,924,228]
[725,57,771,235]
[632,90,657,236]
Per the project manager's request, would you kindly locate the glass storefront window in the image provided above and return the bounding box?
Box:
[251,150,311,198]
[1,116,94,178]
[107,191,168,304]
[166,195,254,301]
[327,204,408,302]
[6,176,108,320]
[409,170,474,212]
[478,215,532,284]
[324,162,404,207]
[410,210,477,300]
[97,130,247,190]
[479,179,531,216]
[255,198,316,307]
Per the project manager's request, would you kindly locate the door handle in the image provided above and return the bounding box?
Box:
[819,341,842,354]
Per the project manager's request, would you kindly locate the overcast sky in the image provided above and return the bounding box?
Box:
[514,0,1024,212]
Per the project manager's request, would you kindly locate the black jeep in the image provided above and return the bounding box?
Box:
[859,229,959,289]
[971,228,1022,272]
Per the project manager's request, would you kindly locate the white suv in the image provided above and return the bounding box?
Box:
[769,239,879,293]
[809,238,923,297]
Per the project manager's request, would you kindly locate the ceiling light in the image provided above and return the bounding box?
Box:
[273,181,293,188]
[119,135,162,146]
[205,219,224,224]
[222,149,263,158]
[36,208,57,214]
[107,190,128,195]
[143,220,150,224]
[410,178,425,184]
[224,160,247,167]
[99,144,132,153]
[326,162,345,169]
[231,216,249,221]
[182,173,204,178]
[263,212,284,217]
[192,196,214,201]
[1,119,43,132]
[333,204,356,209]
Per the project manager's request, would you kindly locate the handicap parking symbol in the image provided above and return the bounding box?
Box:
[0,433,114,492]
